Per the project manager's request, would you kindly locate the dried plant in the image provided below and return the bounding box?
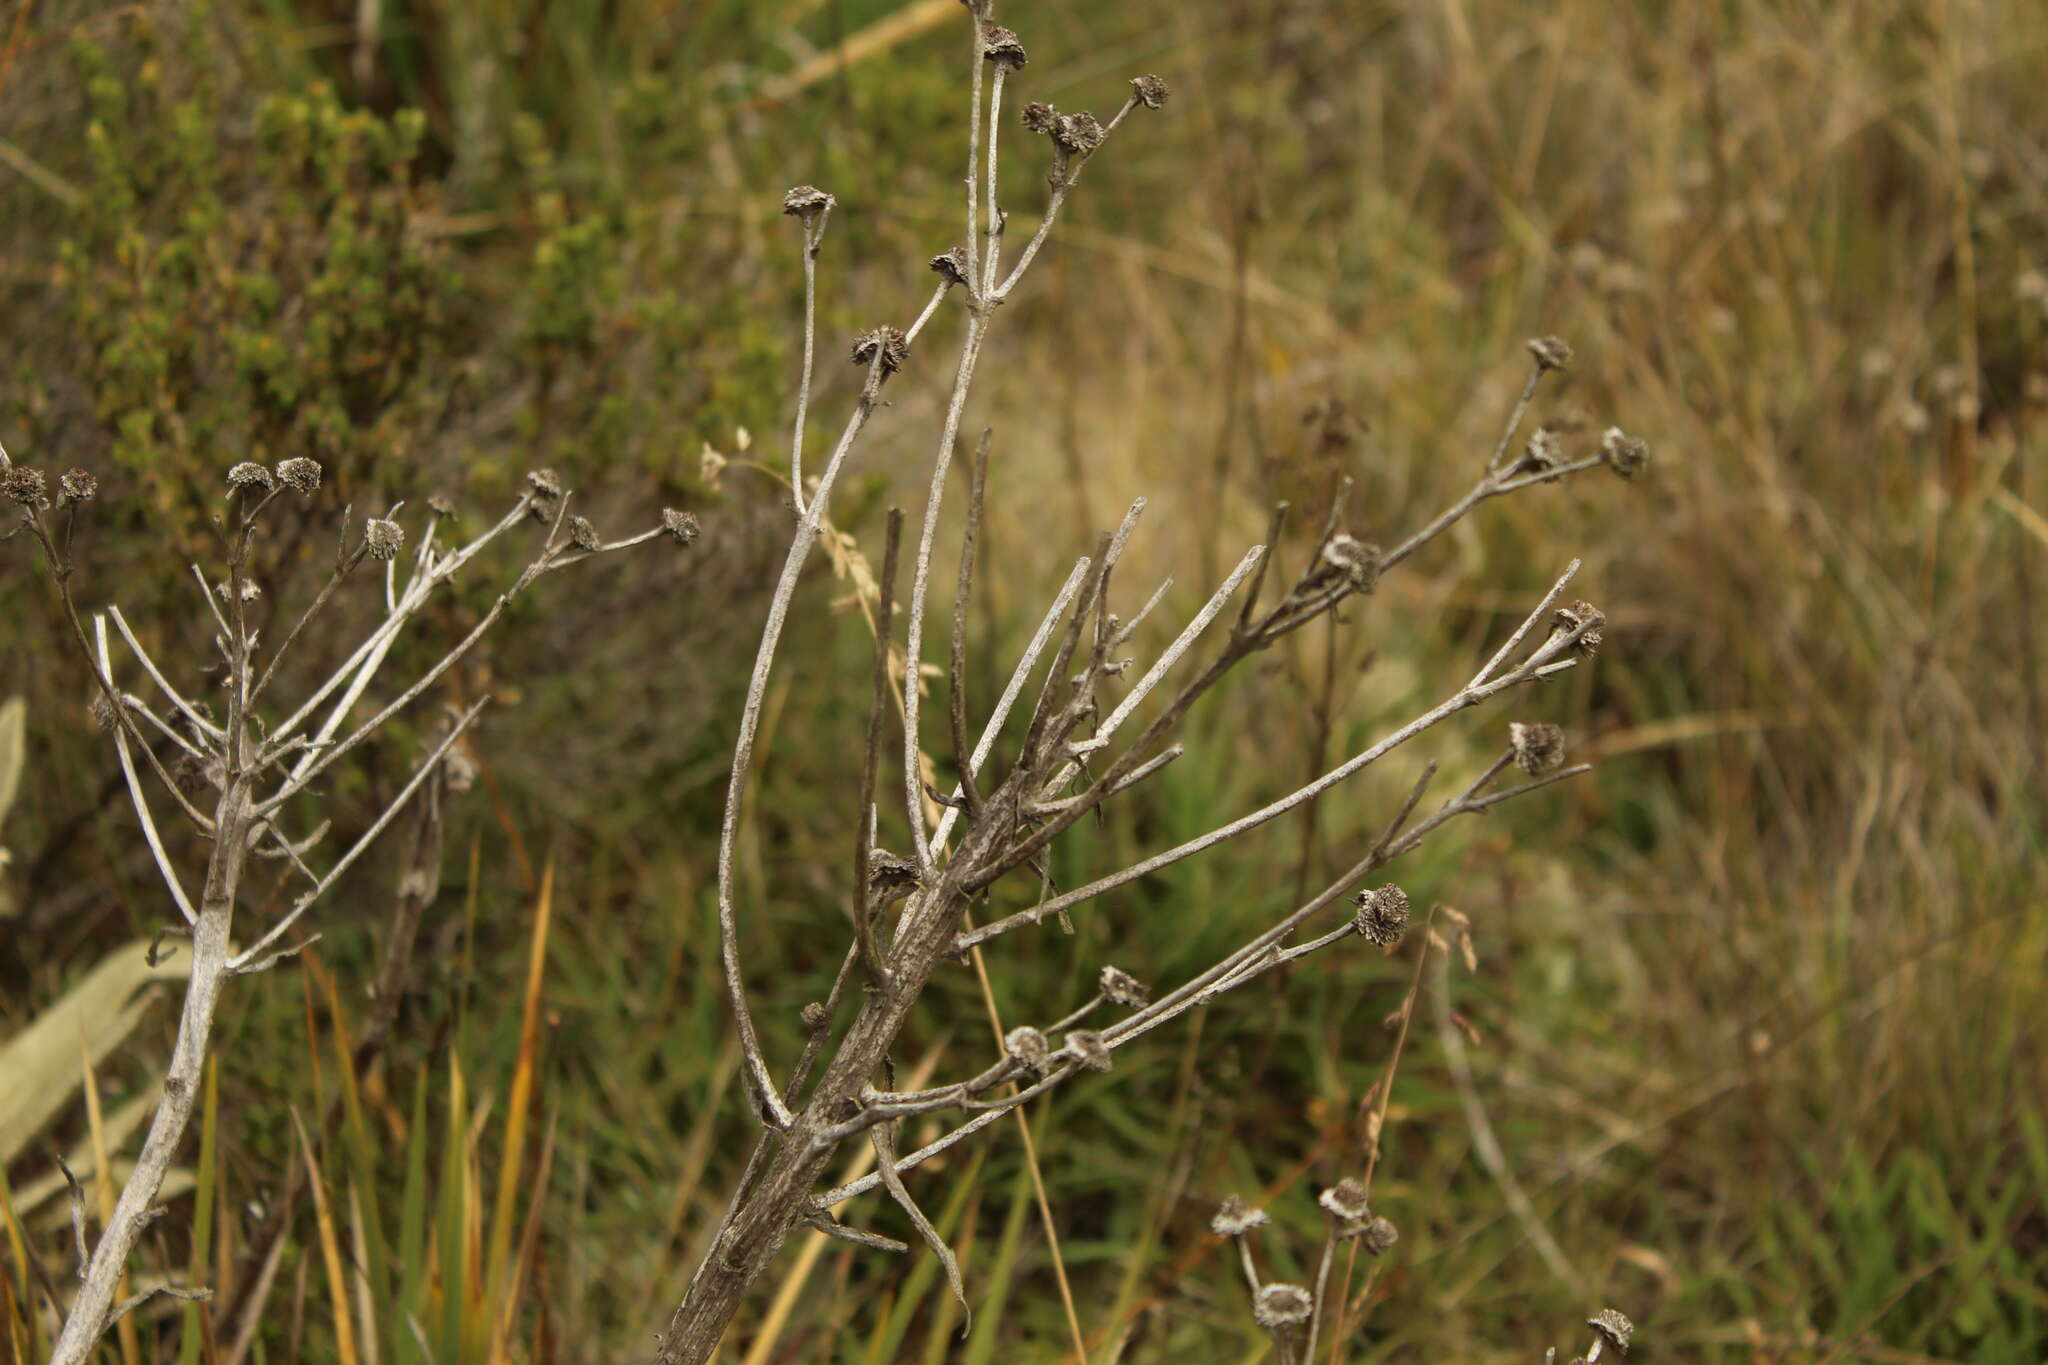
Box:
[650,4,1644,1359]
[1,442,682,1364]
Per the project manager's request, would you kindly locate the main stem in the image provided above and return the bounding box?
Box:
[50,784,251,1365]
[655,807,1012,1363]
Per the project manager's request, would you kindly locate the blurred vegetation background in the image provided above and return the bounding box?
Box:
[3,0,2045,1360]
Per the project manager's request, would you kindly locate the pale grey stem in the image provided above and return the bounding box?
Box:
[1303,1223,1339,1365]
[963,9,985,288]
[994,94,1141,300]
[104,607,223,742]
[1040,544,1264,798]
[228,698,486,972]
[958,648,1577,952]
[901,314,992,868]
[789,212,827,517]
[871,1122,970,1331]
[1235,1231,1262,1297]
[1486,361,1545,474]
[1110,576,1175,647]
[1028,743,1183,816]
[108,1285,211,1327]
[903,281,951,346]
[982,64,1007,295]
[115,692,208,764]
[1493,453,1606,494]
[718,375,888,1130]
[96,617,199,926]
[535,524,673,574]
[191,563,239,647]
[931,556,1093,856]
[803,1214,907,1253]
[262,497,529,757]
[1470,560,1583,688]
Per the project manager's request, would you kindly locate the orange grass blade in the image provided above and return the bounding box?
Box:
[291,1110,361,1365]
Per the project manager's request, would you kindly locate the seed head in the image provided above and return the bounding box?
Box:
[364,517,405,562]
[1098,964,1149,1007]
[1053,111,1105,156]
[929,246,972,287]
[1130,74,1170,109]
[981,24,1027,70]
[527,467,565,522]
[1354,883,1410,947]
[1587,1309,1634,1355]
[1063,1029,1112,1072]
[89,692,121,731]
[867,848,922,902]
[58,469,98,505]
[569,515,601,552]
[1253,1283,1314,1331]
[443,746,478,794]
[276,457,323,495]
[1318,1178,1372,1225]
[216,578,262,603]
[1355,1215,1399,1255]
[661,508,701,546]
[1527,336,1574,371]
[1523,427,1565,471]
[227,462,275,492]
[1552,599,1605,655]
[2,466,47,506]
[1211,1195,1269,1238]
[1600,426,1649,479]
[1022,101,1059,137]
[428,494,456,518]
[1320,532,1381,592]
[781,185,835,219]
[1004,1025,1050,1073]
[801,1001,830,1030]
[851,326,909,376]
[1510,721,1566,775]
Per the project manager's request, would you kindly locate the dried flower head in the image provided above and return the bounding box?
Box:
[1510,721,1566,775]
[216,579,262,603]
[1320,532,1381,592]
[1527,336,1574,371]
[1354,883,1410,947]
[781,185,835,219]
[1600,426,1649,479]
[981,24,1027,70]
[1130,74,1170,109]
[867,848,922,902]
[1355,1215,1399,1255]
[428,494,456,518]
[443,746,479,794]
[527,467,567,523]
[929,246,972,287]
[1318,1178,1372,1225]
[227,462,274,492]
[1253,1283,1314,1330]
[58,469,98,506]
[1552,599,1605,655]
[1523,427,1565,471]
[276,457,322,495]
[1211,1195,1269,1237]
[800,1001,830,1030]
[1587,1309,1634,1355]
[851,326,909,376]
[1004,1025,1050,1072]
[2,465,46,507]
[1021,100,1059,135]
[89,692,121,731]
[661,508,701,546]
[569,515,601,553]
[364,517,405,562]
[1053,111,1105,156]
[1063,1029,1112,1072]
[1098,965,1149,1007]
